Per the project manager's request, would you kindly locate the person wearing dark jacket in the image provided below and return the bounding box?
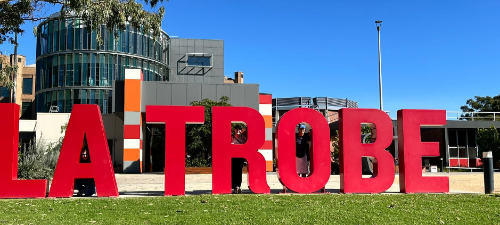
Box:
[74,140,96,196]
[231,125,247,194]
[296,123,310,177]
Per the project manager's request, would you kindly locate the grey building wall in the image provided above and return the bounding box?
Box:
[391,120,500,130]
[138,81,259,172]
[140,82,259,111]
[390,119,500,167]
[102,114,124,173]
[109,38,260,173]
[169,38,224,84]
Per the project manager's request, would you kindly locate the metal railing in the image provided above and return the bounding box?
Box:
[272,97,358,109]
[447,111,500,121]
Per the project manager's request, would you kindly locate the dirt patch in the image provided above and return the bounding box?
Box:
[394,173,500,193]
[448,173,500,193]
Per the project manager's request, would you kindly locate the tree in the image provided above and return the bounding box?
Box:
[0,0,168,46]
[1,0,168,104]
[185,96,232,167]
[460,95,500,121]
[476,125,500,163]
[0,58,17,103]
[0,0,31,45]
[331,126,372,161]
[330,125,372,174]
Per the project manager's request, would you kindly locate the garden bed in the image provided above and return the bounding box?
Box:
[185,167,248,174]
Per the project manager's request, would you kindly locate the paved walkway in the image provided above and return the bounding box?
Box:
[114,172,494,197]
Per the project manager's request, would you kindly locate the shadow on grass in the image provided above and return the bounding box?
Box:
[119,191,165,196]
[119,190,214,196]
[118,188,344,196]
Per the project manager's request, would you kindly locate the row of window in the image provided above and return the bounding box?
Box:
[36,53,168,92]
[0,87,9,97]
[23,78,33,94]
[21,102,33,119]
[36,89,113,114]
[36,18,169,64]
[0,78,33,97]
[187,56,211,67]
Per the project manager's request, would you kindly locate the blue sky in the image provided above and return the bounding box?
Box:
[2,0,499,118]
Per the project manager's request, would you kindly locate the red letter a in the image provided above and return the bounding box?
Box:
[49,105,118,197]
[212,107,270,194]
[0,104,46,198]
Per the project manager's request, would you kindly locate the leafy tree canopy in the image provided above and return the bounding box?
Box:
[460,94,500,121]
[0,0,168,45]
[186,96,232,167]
[0,58,17,91]
[476,125,500,161]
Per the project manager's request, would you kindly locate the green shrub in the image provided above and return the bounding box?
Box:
[185,157,211,167]
[477,125,500,161]
[17,138,61,180]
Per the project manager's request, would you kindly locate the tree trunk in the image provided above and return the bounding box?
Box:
[12,32,18,104]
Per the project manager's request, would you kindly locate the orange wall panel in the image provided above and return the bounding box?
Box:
[123,149,141,161]
[266,161,273,172]
[263,115,272,128]
[124,80,141,112]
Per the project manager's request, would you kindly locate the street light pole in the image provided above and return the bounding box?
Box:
[375,21,383,111]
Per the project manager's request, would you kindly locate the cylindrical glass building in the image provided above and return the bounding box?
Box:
[35,13,170,113]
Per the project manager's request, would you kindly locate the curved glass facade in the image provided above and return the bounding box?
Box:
[35,17,170,113]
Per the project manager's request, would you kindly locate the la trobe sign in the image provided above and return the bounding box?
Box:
[0,103,448,198]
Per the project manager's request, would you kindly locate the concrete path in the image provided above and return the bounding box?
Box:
[114,172,490,197]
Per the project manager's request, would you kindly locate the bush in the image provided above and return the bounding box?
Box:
[477,125,500,161]
[185,156,211,167]
[17,138,61,180]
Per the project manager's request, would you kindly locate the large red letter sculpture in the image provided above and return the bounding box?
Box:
[397,109,448,193]
[276,108,331,193]
[339,108,395,193]
[146,106,205,196]
[49,104,118,197]
[212,107,270,194]
[0,104,47,198]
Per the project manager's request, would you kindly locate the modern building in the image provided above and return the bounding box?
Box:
[0,53,36,119]
[271,96,359,167]
[399,118,500,169]
[30,12,271,173]
[272,96,359,126]
[35,12,170,114]
[16,12,499,174]
[271,97,500,171]
[327,112,500,171]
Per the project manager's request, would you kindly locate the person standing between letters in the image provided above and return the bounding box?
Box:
[296,124,310,177]
[74,139,96,197]
[231,125,247,194]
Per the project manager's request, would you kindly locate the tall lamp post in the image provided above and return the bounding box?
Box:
[375,20,383,111]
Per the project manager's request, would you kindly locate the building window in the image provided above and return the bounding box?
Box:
[22,78,33,94]
[187,55,211,67]
[21,102,33,119]
[0,87,10,97]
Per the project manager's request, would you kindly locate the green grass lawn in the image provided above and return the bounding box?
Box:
[0,194,499,224]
